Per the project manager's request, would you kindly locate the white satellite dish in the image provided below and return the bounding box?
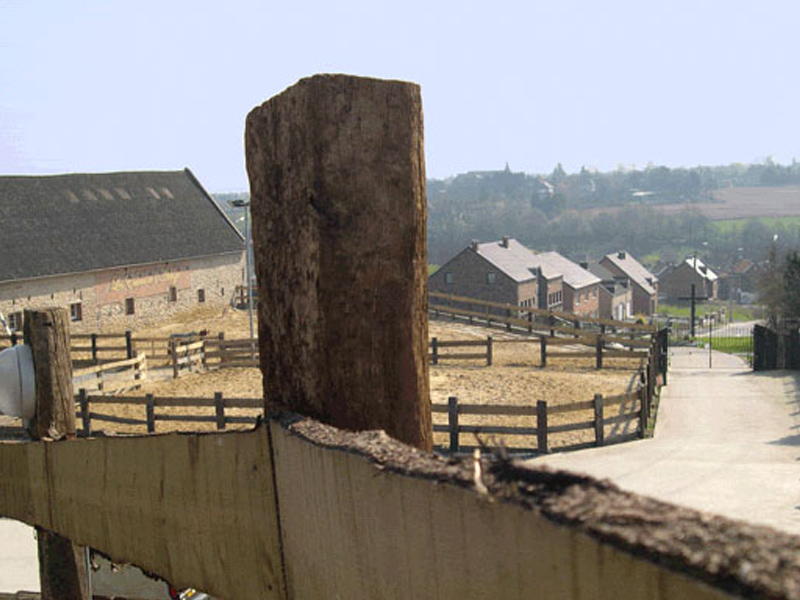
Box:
[0,345,36,420]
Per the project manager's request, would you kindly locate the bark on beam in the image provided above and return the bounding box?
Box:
[246,74,432,450]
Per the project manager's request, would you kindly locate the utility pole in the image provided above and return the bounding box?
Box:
[24,308,89,600]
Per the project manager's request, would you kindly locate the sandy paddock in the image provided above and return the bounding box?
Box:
[74,309,645,449]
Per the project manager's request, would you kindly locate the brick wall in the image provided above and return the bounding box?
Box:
[659,264,716,302]
[570,283,601,318]
[0,252,244,333]
[429,248,536,307]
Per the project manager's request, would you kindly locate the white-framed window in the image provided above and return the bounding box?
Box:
[486,272,496,284]
[445,273,454,285]
[8,312,22,332]
[70,302,83,322]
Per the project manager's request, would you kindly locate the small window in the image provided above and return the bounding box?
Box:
[444,273,454,285]
[168,286,178,303]
[486,272,496,284]
[197,289,206,303]
[70,302,83,322]
[125,297,135,315]
[7,312,22,332]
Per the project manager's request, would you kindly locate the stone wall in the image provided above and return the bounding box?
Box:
[0,252,244,333]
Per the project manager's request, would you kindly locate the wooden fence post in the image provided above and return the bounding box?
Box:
[215,392,226,430]
[527,311,533,333]
[125,330,133,359]
[431,337,438,365]
[640,386,648,438]
[145,394,155,434]
[595,335,603,370]
[448,396,459,453]
[540,336,547,368]
[24,308,89,600]
[79,388,90,438]
[90,333,98,365]
[170,340,178,379]
[594,394,604,446]
[537,400,548,453]
[486,336,493,366]
[506,308,512,331]
[218,332,226,365]
[549,314,556,338]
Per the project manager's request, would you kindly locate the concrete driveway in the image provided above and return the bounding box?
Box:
[531,346,800,534]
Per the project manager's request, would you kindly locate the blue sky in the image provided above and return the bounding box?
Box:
[1,0,799,191]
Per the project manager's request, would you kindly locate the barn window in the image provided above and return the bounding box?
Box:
[70,302,83,322]
[486,272,496,284]
[197,289,206,303]
[125,298,135,315]
[7,312,22,332]
[168,286,178,303]
[445,273,454,285]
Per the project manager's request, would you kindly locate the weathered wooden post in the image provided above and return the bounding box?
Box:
[540,336,547,368]
[246,75,432,450]
[594,393,605,446]
[536,400,548,453]
[448,396,460,453]
[24,308,89,600]
[486,336,493,366]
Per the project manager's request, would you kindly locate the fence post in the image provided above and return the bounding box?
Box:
[486,336,493,366]
[79,388,90,438]
[594,393,604,446]
[506,308,512,331]
[90,333,98,365]
[527,311,533,333]
[549,314,555,338]
[218,332,226,365]
[145,394,155,434]
[170,340,178,379]
[540,336,547,368]
[595,335,603,370]
[448,396,459,453]
[215,392,226,430]
[125,330,133,359]
[537,400,548,454]
[640,386,648,438]
[431,337,438,365]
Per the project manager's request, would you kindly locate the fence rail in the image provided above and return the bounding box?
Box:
[72,353,147,394]
[432,390,643,455]
[75,390,263,437]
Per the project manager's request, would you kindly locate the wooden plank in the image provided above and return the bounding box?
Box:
[547,400,594,415]
[458,425,538,436]
[546,352,597,359]
[154,414,218,423]
[547,420,595,434]
[603,350,649,358]
[88,413,146,426]
[431,340,488,348]
[457,404,537,416]
[217,361,260,369]
[435,353,489,361]
[224,416,261,424]
[430,404,448,414]
[73,354,145,376]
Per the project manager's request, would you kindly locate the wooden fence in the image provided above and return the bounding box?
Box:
[75,391,262,437]
[72,353,147,394]
[429,291,656,339]
[432,390,643,455]
[430,337,492,366]
[204,335,259,368]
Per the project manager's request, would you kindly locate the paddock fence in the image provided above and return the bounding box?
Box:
[72,353,148,395]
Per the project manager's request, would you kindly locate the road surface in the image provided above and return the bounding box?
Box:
[531,346,800,534]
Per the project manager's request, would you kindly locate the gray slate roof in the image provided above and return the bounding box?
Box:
[533,252,600,290]
[0,169,244,283]
[604,251,658,295]
[476,239,540,282]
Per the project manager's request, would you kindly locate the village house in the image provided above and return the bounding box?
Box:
[658,257,719,302]
[599,250,659,315]
[429,237,606,317]
[0,169,245,333]
[582,261,632,321]
[718,259,762,302]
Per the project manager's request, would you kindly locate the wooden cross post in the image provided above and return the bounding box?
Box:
[24,308,90,600]
[246,74,432,450]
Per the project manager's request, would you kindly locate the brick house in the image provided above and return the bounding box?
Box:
[0,169,245,333]
[599,251,659,315]
[429,238,603,316]
[583,261,632,320]
[429,238,541,310]
[658,257,718,302]
[530,252,601,318]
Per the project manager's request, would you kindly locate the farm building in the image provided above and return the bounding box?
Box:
[428,237,606,317]
[0,169,245,333]
[658,257,718,302]
[581,261,632,321]
[599,250,659,315]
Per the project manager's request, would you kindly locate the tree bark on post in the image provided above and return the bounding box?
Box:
[24,308,89,600]
[246,75,432,450]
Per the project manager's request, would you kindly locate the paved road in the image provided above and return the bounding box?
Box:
[531,346,800,534]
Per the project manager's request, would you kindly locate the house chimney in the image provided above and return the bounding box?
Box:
[617,251,626,260]
[580,261,589,270]
[700,266,707,275]
[470,239,480,251]
[501,236,510,248]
